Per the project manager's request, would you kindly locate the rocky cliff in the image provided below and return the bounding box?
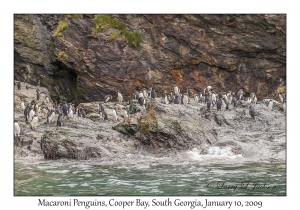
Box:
[14,14,286,104]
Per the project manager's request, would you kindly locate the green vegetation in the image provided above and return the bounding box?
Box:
[110,32,122,40]
[93,14,142,50]
[54,14,83,37]
[58,51,68,61]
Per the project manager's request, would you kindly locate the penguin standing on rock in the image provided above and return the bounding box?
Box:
[142,88,148,98]
[237,89,244,101]
[161,90,167,103]
[279,92,286,103]
[112,107,118,122]
[138,96,146,109]
[151,88,156,99]
[47,110,55,123]
[104,95,113,103]
[21,101,25,111]
[14,120,20,137]
[249,105,256,120]
[24,105,30,122]
[101,110,108,122]
[99,102,105,113]
[45,96,50,104]
[250,93,257,104]
[207,99,212,111]
[174,94,180,104]
[17,82,21,90]
[31,114,39,130]
[133,90,139,100]
[187,88,193,98]
[62,102,69,118]
[194,94,199,105]
[182,93,189,106]
[28,108,35,122]
[218,91,223,100]
[36,89,40,101]
[216,98,222,112]
[268,100,274,111]
[117,91,123,103]
[57,113,63,127]
[120,107,129,122]
[80,108,86,118]
[174,85,180,95]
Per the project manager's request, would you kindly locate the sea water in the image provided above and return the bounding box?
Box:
[14,147,285,196]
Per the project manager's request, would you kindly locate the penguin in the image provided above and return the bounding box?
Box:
[112,108,118,122]
[24,105,30,122]
[17,82,21,90]
[41,106,48,118]
[182,93,189,106]
[117,91,123,103]
[28,108,35,122]
[174,85,180,95]
[101,110,108,121]
[216,98,222,111]
[232,96,237,107]
[193,94,199,105]
[247,97,252,103]
[164,94,169,105]
[68,108,74,118]
[147,87,152,98]
[237,89,243,100]
[279,92,286,103]
[47,110,55,123]
[138,96,146,108]
[61,102,69,117]
[218,91,223,99]
[142,88,148,98]
[227,91,233,104]
[14,120,20,137]
[161,90,167,103]
[207,99,212,111]
[120,107,129,122]
[187,88,193,98]
[36,89,40,101]
[99,102,105,113]
[268,100,274,111]
[138,91,144,99]
[133,90,139,100]
[31,114,39,130]
[150,88,156,99]
[283,99,286,113]
[249,105,255,120]
[104,95,113,103]
[77,108,82,117]
[174,94,180,104]
[57,113,63,127]
[250,93,257,104]
[45,96,50,104]
[204,93,209,104]
[20,101,25,111]
[211,91,216,103]
[80,108,86,118]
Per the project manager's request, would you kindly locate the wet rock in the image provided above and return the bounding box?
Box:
[112,123,139,136]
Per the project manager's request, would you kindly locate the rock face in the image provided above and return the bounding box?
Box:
[14,14,286,104]
[14,82,286,161]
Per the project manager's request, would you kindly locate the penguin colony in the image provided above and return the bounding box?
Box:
[14,80,286,137]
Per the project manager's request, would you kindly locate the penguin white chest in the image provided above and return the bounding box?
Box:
[31,117,38,128]
[14,122,20,136]
[117,93,123,103]
[21,102,25,111]
[183,95,188,105]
